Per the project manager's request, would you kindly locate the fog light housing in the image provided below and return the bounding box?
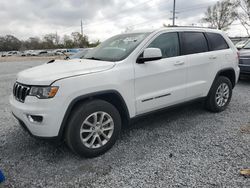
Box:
[27,115,43,123]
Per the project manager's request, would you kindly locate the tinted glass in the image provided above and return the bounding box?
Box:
[206,33,229,51]
[148,32,179,58]
[181,32,208,55]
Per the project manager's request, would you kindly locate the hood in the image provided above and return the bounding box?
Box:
[239,49,250,57]
[17,59,115,85]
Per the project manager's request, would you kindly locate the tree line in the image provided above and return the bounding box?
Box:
[0,32,100,52]
[202,0,250,35]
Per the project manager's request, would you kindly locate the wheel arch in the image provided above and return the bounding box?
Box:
[58,90,130,140]
[214,68,236,88]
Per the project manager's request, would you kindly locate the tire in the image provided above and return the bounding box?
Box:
[205,76,232,112]
[65,100,121,158]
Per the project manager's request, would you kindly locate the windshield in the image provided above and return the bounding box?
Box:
[70,49,90,59]
[243,41,250,49]
[83,33,150,62]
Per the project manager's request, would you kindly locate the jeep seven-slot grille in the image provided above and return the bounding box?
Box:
[13,83,31,102]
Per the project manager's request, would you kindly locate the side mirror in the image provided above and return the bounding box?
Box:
[136,48,162,64]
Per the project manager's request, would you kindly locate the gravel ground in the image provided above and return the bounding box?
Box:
[0,59,250,187]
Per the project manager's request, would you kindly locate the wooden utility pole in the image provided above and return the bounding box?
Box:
[81,19,83,36]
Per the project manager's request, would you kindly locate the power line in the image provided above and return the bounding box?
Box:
[60,0,220,36]
[177,1,221,13]
[82,0,168,29]
[59,0,166,35]
[130,12,171,28]
[82,0,216,30]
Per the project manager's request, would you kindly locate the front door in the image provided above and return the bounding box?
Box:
[134,32,188,115]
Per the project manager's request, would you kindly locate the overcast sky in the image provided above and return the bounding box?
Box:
[0,0,247,42]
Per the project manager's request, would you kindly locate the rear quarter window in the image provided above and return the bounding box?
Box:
[206,32,229,51]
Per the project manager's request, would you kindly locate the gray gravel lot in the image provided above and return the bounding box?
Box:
[0,59,250,187]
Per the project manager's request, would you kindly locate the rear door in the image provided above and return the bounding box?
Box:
[179,32,217,99]
[205,32,232,70]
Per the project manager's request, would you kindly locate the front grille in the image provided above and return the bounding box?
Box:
[13,82,31,103]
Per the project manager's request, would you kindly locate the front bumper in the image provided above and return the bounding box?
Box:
[9,94,66,138]
[12,113,56,140]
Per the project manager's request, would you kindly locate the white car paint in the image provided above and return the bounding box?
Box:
[17,59,115,85]
[10,27,240,137]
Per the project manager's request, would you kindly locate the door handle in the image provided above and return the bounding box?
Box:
[174,61,185,66]
[209,56,217,60]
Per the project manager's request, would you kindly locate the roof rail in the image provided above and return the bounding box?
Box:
[166,25,217,29]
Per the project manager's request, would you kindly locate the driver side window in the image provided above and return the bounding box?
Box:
[148,32,180,58]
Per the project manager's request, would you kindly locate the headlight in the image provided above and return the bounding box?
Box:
[29,86,59,99]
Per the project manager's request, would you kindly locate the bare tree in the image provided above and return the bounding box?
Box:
[62,35,74,48]
[0,32,98,51]
[202,0,237,30]
[0,35,21,51]
[237,0,250,36]
[71,32,89,48]
[43,33,58,49]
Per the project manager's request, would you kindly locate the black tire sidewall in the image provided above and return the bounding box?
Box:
[66,100,121,158]
[207,76,232,112]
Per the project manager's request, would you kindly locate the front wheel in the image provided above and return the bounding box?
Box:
[65,100,121,158]
[205,76,232,112]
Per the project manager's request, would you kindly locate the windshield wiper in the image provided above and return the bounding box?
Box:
[85,57,102,61]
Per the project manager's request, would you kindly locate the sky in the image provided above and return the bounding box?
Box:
[0,0,247,42]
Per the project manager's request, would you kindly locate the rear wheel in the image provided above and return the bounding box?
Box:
[65,100,121,158]
[205,76,232,112]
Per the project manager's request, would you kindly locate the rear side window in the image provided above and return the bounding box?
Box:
[180,32,208,55]
[148,32,180,58]
[206,32,229,51]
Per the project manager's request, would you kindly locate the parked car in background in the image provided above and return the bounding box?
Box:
[239,41,250,75]
[23,50,33,56]
[1,51,19,57]
[30,50,40,56]
[38,50,48,55]
[1,52,7,57]
[53,49,68,55]
[235,40,249,50]
[10,27,239,157]
[66,48,92,59]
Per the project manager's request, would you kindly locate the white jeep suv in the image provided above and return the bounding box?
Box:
[10,27,240,157]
